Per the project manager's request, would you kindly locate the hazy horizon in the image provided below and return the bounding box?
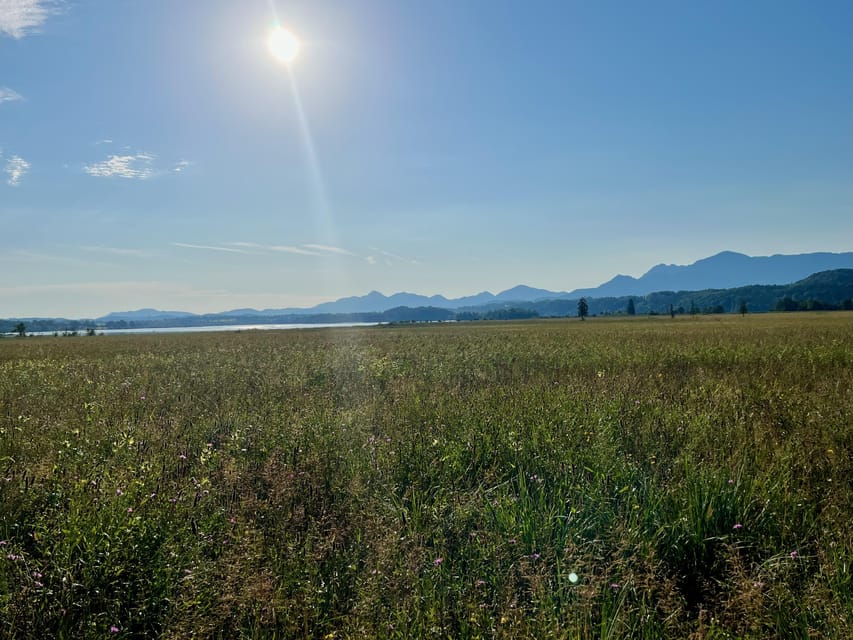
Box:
[3,1,852,317]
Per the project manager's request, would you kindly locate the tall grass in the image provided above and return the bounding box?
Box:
[0,313,850,638]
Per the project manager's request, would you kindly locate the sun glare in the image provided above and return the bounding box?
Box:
[268,26,300,65]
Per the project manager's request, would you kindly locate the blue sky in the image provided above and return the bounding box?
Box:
[1,0,851,317]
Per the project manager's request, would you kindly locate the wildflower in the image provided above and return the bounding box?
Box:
[790,550,798,559]
[110,625,119,633]
[530,553,541,560]
[610,583,620,589]
[475,579,486,586]
[0,541,6,546]
[127,508,133,514]
[179,454,187,460]
[733,523,743,530]
[116,488,124,496]
[568,572,579,583]
[433,557,443,566]
[727,479,734,485]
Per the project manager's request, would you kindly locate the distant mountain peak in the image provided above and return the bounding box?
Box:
[568,250,852,299]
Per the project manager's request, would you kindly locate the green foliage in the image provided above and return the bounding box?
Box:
[0,314,851,638]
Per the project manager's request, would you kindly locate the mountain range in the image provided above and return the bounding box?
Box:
[3,251,851,331]
[96,250,852,321]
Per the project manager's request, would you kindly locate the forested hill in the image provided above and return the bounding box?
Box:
[525,269,853,317]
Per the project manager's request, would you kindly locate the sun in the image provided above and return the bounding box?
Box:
[268,26,300,65]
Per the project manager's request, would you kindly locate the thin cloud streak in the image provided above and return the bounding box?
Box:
[172,243,252,254]
[0,0,58,38]
[269,245,325,256]
[0,280,187,296]
[0,249,84,264]
[369,246,420,265]
[224,242,325,256]
[174,241,381,261]
[303,244,359,257]
[80,245,156,258]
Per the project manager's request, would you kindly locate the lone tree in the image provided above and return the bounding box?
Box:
[739,299,748,316]
[14,322,26,337]
[626,298,636,316]
[577,297,589,321]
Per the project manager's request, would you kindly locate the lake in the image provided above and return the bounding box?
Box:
[29,322,381,337]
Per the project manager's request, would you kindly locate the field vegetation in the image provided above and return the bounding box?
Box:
[0,313,851,638]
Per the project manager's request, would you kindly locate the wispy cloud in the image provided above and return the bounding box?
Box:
[224,242,324,256]
[80,245,156,258]
[369,247,420,265]
[4,155,30,186]
[0,280,190,296]
[303,244,359,257]
[171,242,252,254]
[0,0,59,38]
[175,241,369,260]
[173,160,192,173]
[270,245,325,256]
[83,153,156,180]
[0,87,23,103]
[0,249,84,264]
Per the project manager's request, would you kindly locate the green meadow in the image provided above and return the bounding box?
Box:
[1,313,851,639]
